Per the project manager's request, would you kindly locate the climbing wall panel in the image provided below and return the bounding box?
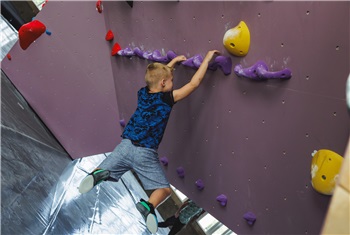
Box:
[1,1,349,234]
[1,1,120,158]
[103,1,349,234]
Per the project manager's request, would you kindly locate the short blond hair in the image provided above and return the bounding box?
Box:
[145,63,173,88]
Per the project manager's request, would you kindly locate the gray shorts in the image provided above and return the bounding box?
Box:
[98,139,170,190]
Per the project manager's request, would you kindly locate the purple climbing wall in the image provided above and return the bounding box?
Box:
[2,1,349,234]
[103,2,349,234]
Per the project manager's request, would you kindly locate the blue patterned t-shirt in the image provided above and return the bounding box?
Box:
[121,87,175,149]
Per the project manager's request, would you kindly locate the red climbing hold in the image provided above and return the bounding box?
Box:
[105,30,114,41]
[6,54,12,60]
[18,20,46,50]
[111,43,121,56]
[96,0,103,13]
[42,0,48,8]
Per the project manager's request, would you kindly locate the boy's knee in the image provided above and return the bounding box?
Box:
[163,187,172,196]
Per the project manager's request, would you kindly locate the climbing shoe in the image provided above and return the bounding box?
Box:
[136,199,158,234]
[78,169,110,194]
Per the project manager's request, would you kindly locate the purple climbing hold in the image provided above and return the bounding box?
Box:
[214,56,232,75]
[152,50,170,63]
[181,56,197,69]
[133,47,144,58]
[234,61,291,80]
[193,54,203,68]
[119,119,126,128]
[176,167,185,178]
[142,50,153,60]
[167,50,177,60]
[234,61,268,80]
[208,56,232,75]
[160,156,169,166]
[208,60,218,71]
[216,194,228,206]
[195,179,205,191]
[256,66,292,79]
[243,211,257,225]
[117,47,231,75]
[118,47,135,56]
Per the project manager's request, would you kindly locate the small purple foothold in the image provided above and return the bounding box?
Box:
[160,156,169,166]
[119,119,126,127]
[167,50,177,60]
[216,194,228,206]
[243,211,257,225]
[133,47,144,58]
[176,167,185,178]
[195,179,205,191]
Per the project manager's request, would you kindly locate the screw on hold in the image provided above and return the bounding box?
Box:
[176,167,185,178]
[105,30,114,41]
[195,179,205,191]
[160,156,169,166]
[96,0,103,13]
[243,211,257,225]
[119,119,126,127]
[234,61,292,80]
[118,47,232,75]
[216,194,227,206]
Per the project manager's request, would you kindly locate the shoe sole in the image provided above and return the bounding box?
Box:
[78,175,94,194]
[146,213,158,234]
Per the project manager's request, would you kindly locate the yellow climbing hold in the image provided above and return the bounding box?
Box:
[223,21,250,57]
[311,149,343,195]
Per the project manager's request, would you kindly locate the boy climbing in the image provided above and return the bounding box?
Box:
[78,49,220,234]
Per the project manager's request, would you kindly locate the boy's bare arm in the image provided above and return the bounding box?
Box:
[167,55,187,68]
[173,50,220,102]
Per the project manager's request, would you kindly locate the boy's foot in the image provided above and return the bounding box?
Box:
[136,199,158,234]
[158,222,166,228]
[78,169,110,194]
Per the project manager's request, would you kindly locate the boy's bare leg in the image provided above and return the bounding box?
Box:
[136,187,171,233]
[148,187,172,208]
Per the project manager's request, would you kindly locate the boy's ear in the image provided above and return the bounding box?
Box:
[161,79,166,87]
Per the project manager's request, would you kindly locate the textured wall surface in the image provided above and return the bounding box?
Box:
[2,1,349,234]
[104,2,349,234]
[1,1,120,158]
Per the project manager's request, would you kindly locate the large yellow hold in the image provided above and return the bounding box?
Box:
[223,21,250,57]
[311,149,343,195]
